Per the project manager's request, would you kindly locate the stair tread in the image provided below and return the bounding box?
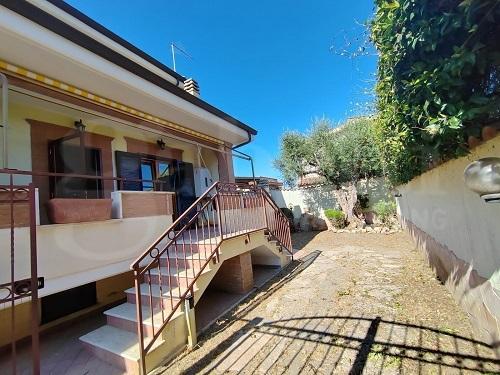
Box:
[161,251,212,260]
[149,266,212,278]
[104,303,183,326]
[79,325,163,361]
[125,283,199,298]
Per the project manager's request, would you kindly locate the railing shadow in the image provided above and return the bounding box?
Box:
[208,316,500,374]
[157,250,322,374]
[171,313,500,374]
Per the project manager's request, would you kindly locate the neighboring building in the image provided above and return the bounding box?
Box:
[0,1,292,373]
[235,176,283,191]
[297,171,327,188]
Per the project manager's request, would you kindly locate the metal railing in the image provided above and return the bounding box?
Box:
[130,182,293,373]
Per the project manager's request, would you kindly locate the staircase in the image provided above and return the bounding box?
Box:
[80,182,293,374]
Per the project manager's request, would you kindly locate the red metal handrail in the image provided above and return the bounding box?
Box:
[130,182,293,373]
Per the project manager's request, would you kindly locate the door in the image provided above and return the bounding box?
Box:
[115,151,195,216]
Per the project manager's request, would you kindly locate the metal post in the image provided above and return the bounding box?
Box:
[9,174,15,375]
[29,183,40,375]
[0,73,8,168]
[215,193,223,240]
[134,268,147,375]
[184,294,197,349]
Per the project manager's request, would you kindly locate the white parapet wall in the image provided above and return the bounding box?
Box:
[0,215,172,303]
[396,135,500,346]
[271,177,391,221]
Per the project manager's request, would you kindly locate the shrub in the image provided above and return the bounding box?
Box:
[373,200,397,225]
[324,209,346,229]
[280,207,295,232]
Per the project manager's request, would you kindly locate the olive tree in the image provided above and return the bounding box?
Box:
[275,117,382,227]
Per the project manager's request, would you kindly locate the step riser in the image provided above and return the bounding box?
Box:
[106,315,160,337]
[167,242,214,254]
[144,273,195,288]
[126,292,181,310]
[159,257,206,270]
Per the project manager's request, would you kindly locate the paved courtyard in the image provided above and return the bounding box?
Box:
[158,231,499,375]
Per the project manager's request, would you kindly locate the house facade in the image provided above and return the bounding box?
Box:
[0,1,292,373]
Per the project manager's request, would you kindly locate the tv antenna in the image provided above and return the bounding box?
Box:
[170,42,193,72]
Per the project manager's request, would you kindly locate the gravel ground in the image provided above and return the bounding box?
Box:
[156,231,499,375]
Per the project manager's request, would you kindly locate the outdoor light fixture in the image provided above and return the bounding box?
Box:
[157,138,166,150]
[464,157,500,203]
[74,119,86,132]
[391,188,402,198]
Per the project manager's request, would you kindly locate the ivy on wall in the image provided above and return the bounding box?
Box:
[371,0,500,185]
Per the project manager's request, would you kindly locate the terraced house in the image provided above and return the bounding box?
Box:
[0,1,293,373]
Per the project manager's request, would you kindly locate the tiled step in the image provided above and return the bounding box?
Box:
[144,266,213,287]
[125,283,197,309]
[159,251,213,270]
[80,325,163,375]
[81,227,288,374]
[105,302,183,337]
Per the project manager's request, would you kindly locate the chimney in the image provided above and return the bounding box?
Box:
[183,78,200,97]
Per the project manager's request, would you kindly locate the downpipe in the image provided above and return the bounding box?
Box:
[232,130,256,184]
[0,73,8,168]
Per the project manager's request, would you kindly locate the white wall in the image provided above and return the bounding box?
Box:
[397,136,500,280]
[271,177,391,220]
[0,215,173,304]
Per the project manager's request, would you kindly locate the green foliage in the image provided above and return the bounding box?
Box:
[324,208,346,228]
[371,0,500,185]
[373,200,397,224]
[275,117,383,187]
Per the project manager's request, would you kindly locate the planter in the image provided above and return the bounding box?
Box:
[111,191,175,219]
[47,198,112,224]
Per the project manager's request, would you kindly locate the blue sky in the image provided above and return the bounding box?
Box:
[67,0,377,179]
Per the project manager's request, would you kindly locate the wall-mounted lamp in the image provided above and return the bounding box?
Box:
[157,138,166,150]
[74,119,86,132]
[464,157,500,203]
[391,188,402,198]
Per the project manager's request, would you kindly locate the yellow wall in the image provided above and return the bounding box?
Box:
[0,301,33,348]
[0,99,222,184]
[0,270,134,348]
[96,271,134,306]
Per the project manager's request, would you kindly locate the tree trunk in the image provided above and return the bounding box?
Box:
[333,182,363,228]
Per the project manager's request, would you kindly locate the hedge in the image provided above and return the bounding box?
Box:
[371,0,500,185]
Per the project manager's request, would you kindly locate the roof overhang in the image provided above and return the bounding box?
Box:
[0,0,257,146]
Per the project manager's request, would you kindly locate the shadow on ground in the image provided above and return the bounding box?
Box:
[180,314,500,374]
[291,231,321,251]
[157,250,322,374]
[161,246,500,375]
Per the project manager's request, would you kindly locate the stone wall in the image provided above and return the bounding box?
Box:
[271,177,391,222]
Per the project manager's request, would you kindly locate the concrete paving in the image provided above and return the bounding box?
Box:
[161,231,500,375]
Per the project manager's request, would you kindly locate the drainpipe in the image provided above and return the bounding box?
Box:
[0,73,7,168]
[232,130,253,150]
[232,131,256,183]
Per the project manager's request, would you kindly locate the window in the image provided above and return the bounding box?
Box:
[115,151,175,192]
[141,160,155,191]
[49,134,103,199]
